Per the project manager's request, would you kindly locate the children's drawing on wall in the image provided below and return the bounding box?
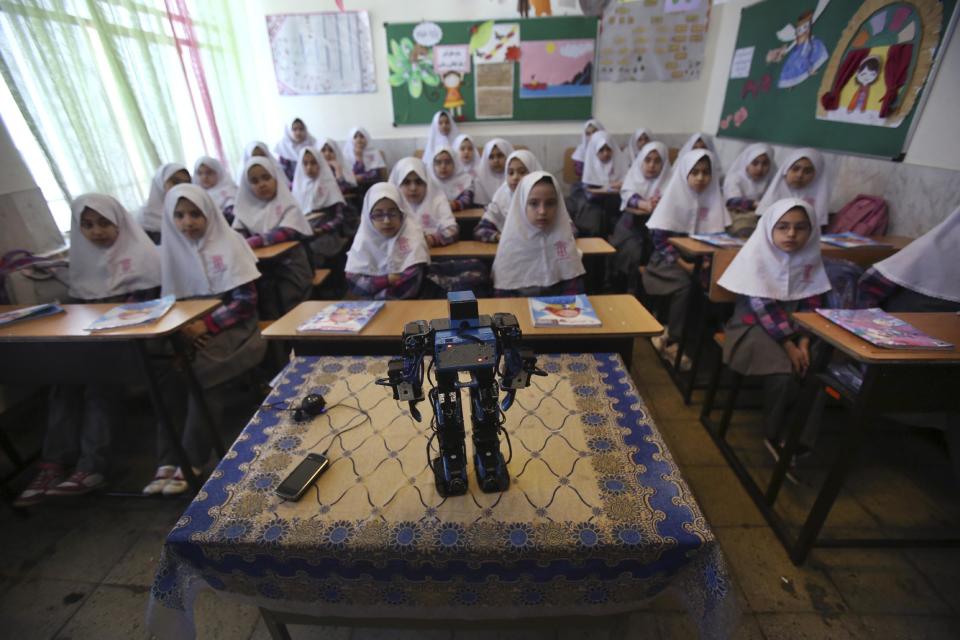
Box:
[765,0,831,89]
[388,37,441,99]
[471,22,520,119]
[434,44,471,121]
[519,39,594,99]
[817,0,942,128]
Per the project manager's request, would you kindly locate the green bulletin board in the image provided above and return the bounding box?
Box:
[716,0,958,159]
[385,16,599,125]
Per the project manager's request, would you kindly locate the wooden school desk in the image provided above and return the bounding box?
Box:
[760,312,960,564]
[252,240,299,261]
[0,300,223,493]
[429,237,616,259]
[663,235,915,402]
[262,294,662,367]
[453,207,484,236]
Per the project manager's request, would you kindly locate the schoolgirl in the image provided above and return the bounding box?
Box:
[427,144,474,211]
[292,146,348,266]
[274,117,316,183]
[193,156,238,223]
[473,138,515,206]
[137,163,190,242]
[423,109,459,165]
[474,149,542,242]
[757,147,831,228]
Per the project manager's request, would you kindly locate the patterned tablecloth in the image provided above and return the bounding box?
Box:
[147,354,736,639]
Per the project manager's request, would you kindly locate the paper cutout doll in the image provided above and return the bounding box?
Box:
[766,0,831,89]
[847,56,881,112]
[442,71,465,120]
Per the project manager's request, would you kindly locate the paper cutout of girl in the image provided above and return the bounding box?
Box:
[767,0,831,89]
[442,71,465,121]
[847,56,881,113]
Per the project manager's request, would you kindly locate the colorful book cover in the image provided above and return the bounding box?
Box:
[821,232,888,248]
[85,295,176,332]
[816,308,954,351]
[0,303,64,328]
[689,232,746,247]
[528,295,602,327]
[296,301,384,333]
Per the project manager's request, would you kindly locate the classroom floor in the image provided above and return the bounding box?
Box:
[1,341,958,640]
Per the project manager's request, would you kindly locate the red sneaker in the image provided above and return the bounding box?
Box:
[13,462,65,507]
[46,470,106,496]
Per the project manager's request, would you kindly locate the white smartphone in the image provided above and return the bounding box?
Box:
[275,453,330,501]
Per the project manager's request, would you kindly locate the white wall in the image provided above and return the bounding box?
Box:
[245,0,719,144]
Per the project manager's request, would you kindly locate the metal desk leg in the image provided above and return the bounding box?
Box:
[169,337,226,459]
[787,366,877,564]
[673,257,703,372]
[133,340,202,494]
[259,608,292,640]
[765,345,834,504]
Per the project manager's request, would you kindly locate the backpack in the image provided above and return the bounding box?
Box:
[827,194,889,236]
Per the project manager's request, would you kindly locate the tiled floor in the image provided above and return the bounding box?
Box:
[1,341,958,639]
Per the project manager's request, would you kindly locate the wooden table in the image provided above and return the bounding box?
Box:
[453,207,484,222]
[263,294,662,366]
[664,234,915,404]
[763,312,960,563]
[253,240,298,261]
[0,300,223,493]
[146,354,734,640]
[429,237,615,259]
[670,235,913,268]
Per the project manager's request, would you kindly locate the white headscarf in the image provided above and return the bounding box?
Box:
[232,157,313,237]
[481,149,543,232]
[873,206,960,303]
[453,133,480,177]
[292,146,346,216]
[474,138,515,206]
[718,198,831,301]
[345,182,430,276]
[192,156,238,214]
[626,127,653,163]
[160,184,261,299]
[423,110,459,166]
[620,141,671,211]
[319,136,357,186]
[69,194,161,300]
[239,141,284,184]
[492,171,586,290]
[678,132,718,159]
[647,150,730,235]
[426,145,473,201]
[138,163,187,232]
[756,147,830,227]
[572,118,604,163]
[342,126,386,170]
[388,157,457,238]
[723,143,776,203]
[274,119,316,162]
[581,131,630,189]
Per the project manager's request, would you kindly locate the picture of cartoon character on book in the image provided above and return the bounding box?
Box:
[817,0,944,128]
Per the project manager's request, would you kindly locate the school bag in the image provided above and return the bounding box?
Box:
[826,194,888,236]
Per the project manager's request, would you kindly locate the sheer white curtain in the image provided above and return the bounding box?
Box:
[0,0,259,229]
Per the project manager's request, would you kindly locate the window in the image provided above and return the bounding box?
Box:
[0,0,256,231]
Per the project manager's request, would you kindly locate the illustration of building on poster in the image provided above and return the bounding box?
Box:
[597,0,709,82]
[266,10,376,95]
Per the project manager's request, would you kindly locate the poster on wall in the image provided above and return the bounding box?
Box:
[596,0,710,83]
[266,10,376,95]
[519,39,595,98]
[716,0,958,158]
[385,16,598,124]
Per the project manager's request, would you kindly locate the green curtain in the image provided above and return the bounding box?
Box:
[0,0,257,211]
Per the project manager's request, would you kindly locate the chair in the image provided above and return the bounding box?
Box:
[562,147,577,185]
